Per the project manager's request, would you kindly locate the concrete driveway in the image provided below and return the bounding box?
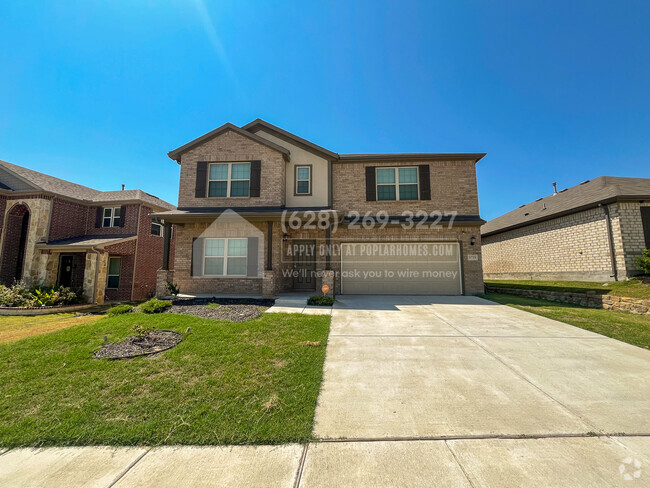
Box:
[314,295,650,439]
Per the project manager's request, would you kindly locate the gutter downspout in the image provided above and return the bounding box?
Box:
[602,204,619,281]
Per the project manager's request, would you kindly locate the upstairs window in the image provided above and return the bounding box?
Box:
[208,162,251,198]
[376,167,419,201]
[103,207,121,227]
[295,165,312,195]
[151,222,162,237]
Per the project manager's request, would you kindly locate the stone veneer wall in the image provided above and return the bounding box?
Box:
[486,285,650,315]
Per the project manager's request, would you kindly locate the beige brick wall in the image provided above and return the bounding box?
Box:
[178,129,286,208]
[617,200,650,275]
[332,160,480,215]
[482,205,622,281]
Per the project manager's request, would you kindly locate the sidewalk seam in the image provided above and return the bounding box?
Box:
[0,448,12,457]
[106,447,151,488]
[317,433,650,443]
[444,440,476,488]
[292,443,309,488]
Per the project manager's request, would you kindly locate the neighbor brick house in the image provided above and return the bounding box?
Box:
[153,119,485,297]
[0,160,175,303]
[482,177,650,281]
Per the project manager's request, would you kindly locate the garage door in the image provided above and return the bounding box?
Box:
[340,242,462,295]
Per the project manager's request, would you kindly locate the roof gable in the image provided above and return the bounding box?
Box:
[167,123,290,162]
[242,119,338,159]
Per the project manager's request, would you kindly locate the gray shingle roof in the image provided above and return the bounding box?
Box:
[482,176,650,236]
[0,160,175,210]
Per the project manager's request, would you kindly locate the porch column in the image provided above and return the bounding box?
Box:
[266,221,273,270]
[162,222,172,271]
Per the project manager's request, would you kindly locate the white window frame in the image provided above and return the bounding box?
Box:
[103,207,121,227]
[106,257,121,289]
[151,222,162,237]
[203,238,248,277]
[295,165,311,195]
[208,162,251,198]
[375,167,420,201]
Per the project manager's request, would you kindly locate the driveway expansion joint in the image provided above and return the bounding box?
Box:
[106,447,151,488]
[292,443,309,488]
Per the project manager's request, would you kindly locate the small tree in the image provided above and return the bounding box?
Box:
[637,249,650,274]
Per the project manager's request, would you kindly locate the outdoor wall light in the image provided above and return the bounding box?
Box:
[470,236,476,246]
[282,233,289,242]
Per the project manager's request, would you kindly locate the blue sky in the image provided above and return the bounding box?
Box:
[1,1,648,220]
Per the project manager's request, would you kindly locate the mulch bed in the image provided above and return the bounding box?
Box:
[94,330,182,360]
[167,298,274,322]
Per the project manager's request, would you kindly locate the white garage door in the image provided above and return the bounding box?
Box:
[341,242,462,295]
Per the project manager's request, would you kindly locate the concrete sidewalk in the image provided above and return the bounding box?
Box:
[1,436,649,487]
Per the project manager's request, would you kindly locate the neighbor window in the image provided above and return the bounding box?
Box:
[204,238,247,276]
[376,167,419,201]
[151,222,162,237]
[107,257,121,288]
[208,162,251,197]
[295,165,311,195]
[103,207,121,227]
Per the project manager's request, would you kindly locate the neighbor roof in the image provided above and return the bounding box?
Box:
[482,176,650,237]
[35,234,137,250]
[167,122,291,162]
[0,160,175,210]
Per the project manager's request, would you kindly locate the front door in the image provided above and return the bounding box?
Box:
[58,255,74,287]
[292,240,316,290]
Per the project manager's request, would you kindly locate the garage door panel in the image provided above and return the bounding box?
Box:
[341,242,462,295]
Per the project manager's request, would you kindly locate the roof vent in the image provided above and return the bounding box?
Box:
[518,204,526,208]
[552,182,558,195]
[524,212,530,216]
[121,184,125,191]
[579,180,590,185]
[535,197,543,202]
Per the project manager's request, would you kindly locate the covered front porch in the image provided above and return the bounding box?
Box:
[35,235,137,304]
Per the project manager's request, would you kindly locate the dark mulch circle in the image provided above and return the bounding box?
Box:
[94,330,182,360]
[167,297,274,322]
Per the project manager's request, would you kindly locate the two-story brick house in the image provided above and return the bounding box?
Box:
[153,120,485,297]
[0,160,175,303]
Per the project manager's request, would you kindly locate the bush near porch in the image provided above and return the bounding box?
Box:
[0,282,82,308]
[0,311,330,447]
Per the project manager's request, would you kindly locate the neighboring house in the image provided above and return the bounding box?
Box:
[153,119,485,297]
[481,177,650,282]
[0,160,175,303]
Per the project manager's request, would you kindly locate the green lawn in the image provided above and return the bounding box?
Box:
[485,278,650,299]
[481,292,650,350]
[0,312,330,448]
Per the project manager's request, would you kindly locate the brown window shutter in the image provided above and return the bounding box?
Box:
[365,166,376,201]
[250,160,261,197]
[191,238,203,276]
[195,162,208,198]
[95,207,103,228]
[418,165,431,200]
[247,237,259,277]
[119,206,126,227]
[641,207,650,248]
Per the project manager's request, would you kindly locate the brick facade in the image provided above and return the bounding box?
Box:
[163,125,485,297]
[178,129,286,208]
[482,200,649,281]
[332,159,480,215]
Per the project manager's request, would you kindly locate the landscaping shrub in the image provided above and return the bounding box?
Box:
[307,295,334,306]
[138,298,172,314]
[107,304,134,317]
[637,249,650,274]
[166,281,180,296]
[0,282,80,308]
